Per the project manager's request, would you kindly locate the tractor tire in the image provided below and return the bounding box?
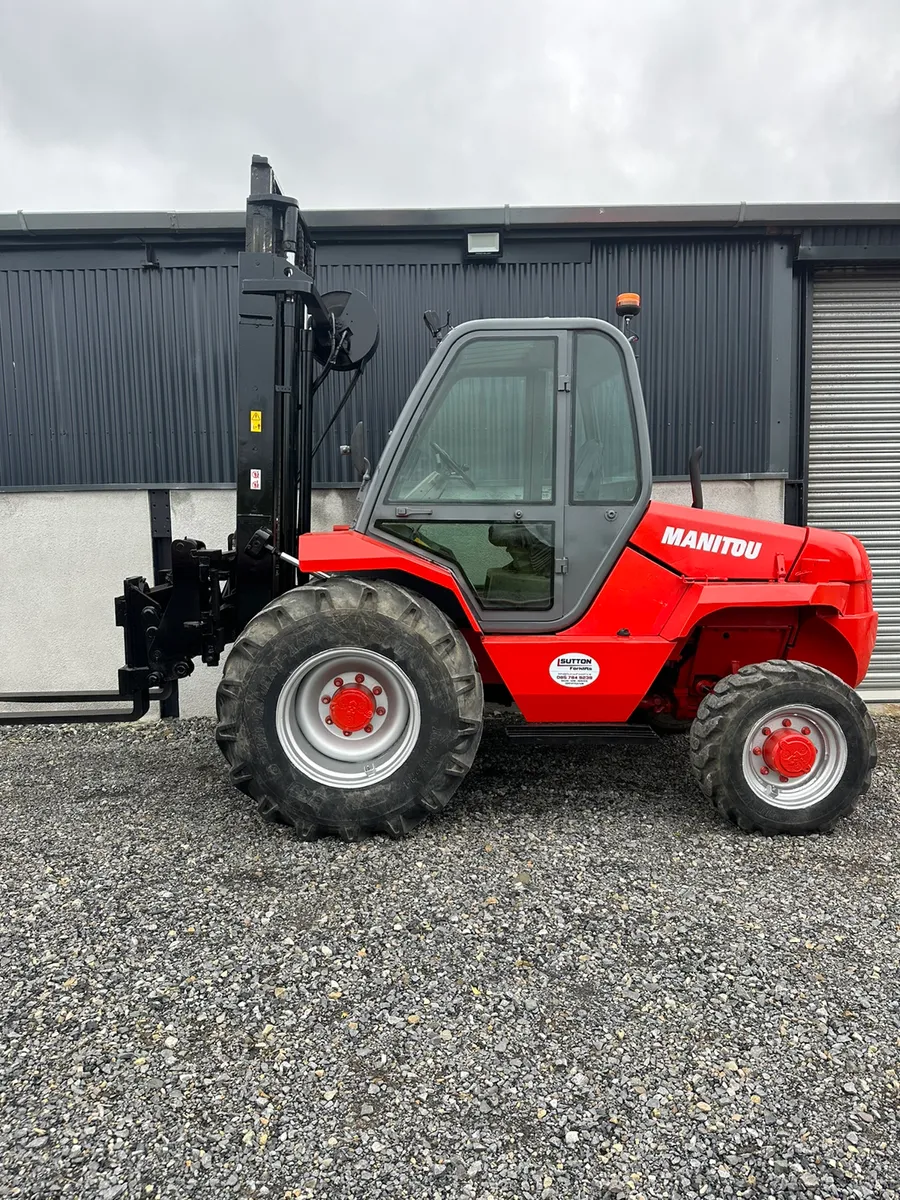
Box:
[215,576,483,840]
[689,660,876,835]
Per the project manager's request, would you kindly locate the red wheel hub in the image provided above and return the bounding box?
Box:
[762,728,817,778]
[329,684,376,733]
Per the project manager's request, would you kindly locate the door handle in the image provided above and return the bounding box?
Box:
[394,506,433,517]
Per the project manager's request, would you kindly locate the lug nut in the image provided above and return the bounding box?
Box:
[375,706,386,716]
[779,774,789,783]
[760,767,770,775]
[364,724,373,733]
[322,695,331,705]
[372,686,383,696]
[752,746,761,756]
[782,718,792,727]
[334,677,344,688]
[762,727,771,736]
[801,726,811,735]
[342,729,352,737]
[325,717,334,725]
[355,673,365,684]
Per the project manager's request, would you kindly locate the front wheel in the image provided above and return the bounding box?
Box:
[215,577,483,839]
[689,660,876,834]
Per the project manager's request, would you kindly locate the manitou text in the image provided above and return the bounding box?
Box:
[661,526,763,560]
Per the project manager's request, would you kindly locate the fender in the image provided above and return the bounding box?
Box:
[298,529,484,630]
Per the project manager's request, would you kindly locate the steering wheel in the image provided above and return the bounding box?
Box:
[431,440,476,490]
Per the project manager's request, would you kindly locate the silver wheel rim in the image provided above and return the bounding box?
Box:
[275,648,421,788]
[741,703,847,810]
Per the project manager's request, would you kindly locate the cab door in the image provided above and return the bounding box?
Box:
[366,329,569,629]
[561,327,649,620]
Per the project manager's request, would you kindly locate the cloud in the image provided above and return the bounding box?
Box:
[1,0,898,212]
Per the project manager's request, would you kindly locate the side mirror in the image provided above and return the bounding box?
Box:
[423,309,452,343]
[350,421,370,482]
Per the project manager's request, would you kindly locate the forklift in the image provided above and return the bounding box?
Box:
[0,157,878,839]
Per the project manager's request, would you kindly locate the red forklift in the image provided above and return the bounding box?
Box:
[0,157,878,839]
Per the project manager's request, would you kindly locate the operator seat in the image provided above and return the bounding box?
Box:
[484,524,553,607]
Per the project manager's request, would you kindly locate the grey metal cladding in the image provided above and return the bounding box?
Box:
[313,236,776,484]
[0,257,237,487]
[1,235,776,488]
[805,225,900,247]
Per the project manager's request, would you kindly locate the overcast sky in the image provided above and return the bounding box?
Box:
[1,0,898,213]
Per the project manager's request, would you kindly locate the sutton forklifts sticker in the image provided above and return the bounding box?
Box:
[549,654,600,688]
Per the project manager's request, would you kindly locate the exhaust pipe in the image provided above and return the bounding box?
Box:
[689,446,704,509]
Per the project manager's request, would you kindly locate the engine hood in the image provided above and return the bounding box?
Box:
[629,501,808,580]
[789,525,872,584]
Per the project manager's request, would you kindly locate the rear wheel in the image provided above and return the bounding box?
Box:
[689,660,876,834]
[216,577,483,839]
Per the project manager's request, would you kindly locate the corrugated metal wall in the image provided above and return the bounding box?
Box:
[315,238,778,485]
[805,225,900,247]
[1,236,781,487]
[0,251,237,487]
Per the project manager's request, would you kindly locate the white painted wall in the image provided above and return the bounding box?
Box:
[0,480,784,719]
[651,478,784,523]
[0,487,360,718]
[169,482,785,559]
[167,487,360,551]
[0,491,153,716]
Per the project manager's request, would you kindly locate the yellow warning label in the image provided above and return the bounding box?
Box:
[250,410,262,433]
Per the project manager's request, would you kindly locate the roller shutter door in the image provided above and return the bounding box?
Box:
[808,271,900,699]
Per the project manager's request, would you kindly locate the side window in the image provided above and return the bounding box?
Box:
[571,331,639,504]
[389,337,557,504]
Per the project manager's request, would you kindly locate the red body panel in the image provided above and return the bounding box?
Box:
[629,501,808,580]
[563,547,689,636]
[790,526,873,584]
[480,549,688,722]
[299,501,878,721]
[483,635,673,722]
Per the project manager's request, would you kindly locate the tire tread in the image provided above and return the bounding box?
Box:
[689,659,876,834]
[215,576,483,840]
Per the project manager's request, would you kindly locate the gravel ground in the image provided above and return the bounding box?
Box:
[0,716,897,1200]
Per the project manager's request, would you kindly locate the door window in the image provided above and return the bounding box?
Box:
[376,520,556,610]
[571,331,639,504]
[389,337,557,504]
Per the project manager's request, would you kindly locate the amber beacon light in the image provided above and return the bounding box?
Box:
[615,292,641,317]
